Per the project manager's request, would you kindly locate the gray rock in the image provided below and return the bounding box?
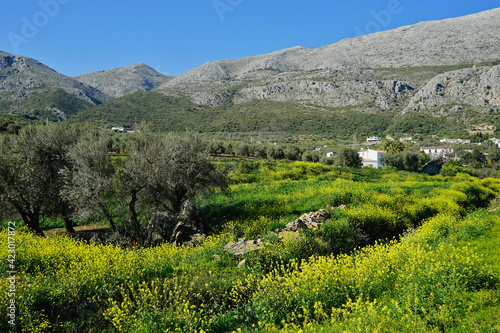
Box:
[146,212,175,246]
[237,259,248,268]
[421,158,444,176]
[224,238,265,256]
[170,201,210,246]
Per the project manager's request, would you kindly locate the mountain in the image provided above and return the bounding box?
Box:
[74,63,175,98]
[157,8,500,112]
[0,51,112,119]
[74,8,500,137]
[4,8,500,137]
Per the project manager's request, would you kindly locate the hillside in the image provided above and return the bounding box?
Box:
[3,8,500,136]
[74,63,175,98]
[0,51,112,119]
[74,8,500,137]
[158,8,500,111]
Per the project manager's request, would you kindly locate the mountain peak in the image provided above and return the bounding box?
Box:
[74,63,174,98]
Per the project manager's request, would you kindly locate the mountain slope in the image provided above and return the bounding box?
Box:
[0,51,110,105]
[74,63,174,98]
[158,8,500,113]
[0,51,113,119]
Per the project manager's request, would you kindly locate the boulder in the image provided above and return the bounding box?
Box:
[224,237,265,256]
[282,209,332,232]
[170,200,210,246]
[146,212,175,245]
[421,157,444,175]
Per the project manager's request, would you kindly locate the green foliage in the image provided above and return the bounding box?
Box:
[335,148,362,168]
[1,161,500,332]
[383,140,405,153]
[382,150,428,172]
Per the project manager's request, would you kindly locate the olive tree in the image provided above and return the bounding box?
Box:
[61,130,118,231]
[335,148,362,168]
[64,127,228,243]
[382,150,429,172]
[0,123,79,235]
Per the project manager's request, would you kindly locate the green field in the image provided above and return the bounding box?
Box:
[1,162,499,332]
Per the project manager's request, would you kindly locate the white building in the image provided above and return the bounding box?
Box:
[490,138,500,148]
[358,149,386,168]
[111,126,124,132]
[420,146,454,158]
[326,152,335,158]
[440,138,470,144]
[366,136,382,143]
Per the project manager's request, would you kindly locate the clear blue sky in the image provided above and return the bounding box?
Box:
[1,0,498,77]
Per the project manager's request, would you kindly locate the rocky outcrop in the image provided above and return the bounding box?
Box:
[406,65,500,112]
[224,237,265,256]
[421,158,444,176]
[223,209,333,257]
[146,212,176,246]
[282,209,332,232]
[0,51,111,105]
[170,200,210,246]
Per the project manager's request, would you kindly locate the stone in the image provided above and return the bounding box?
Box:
[224,238,265,256]
[146,212,175,245]
[237,259,248,268]
[89,233,102,245]
[170,200,210,246]
[421,157,444,175]
[282,209,332,232]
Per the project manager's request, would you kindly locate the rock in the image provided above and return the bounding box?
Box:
[224,238,265,256]
[89,233,102,245]
[421,157,444,175]
[283,219,309,232]
[170,200,210,246]
[282,209,332,232]
[150,232,164,246]
[147,212,175,245]
[237,259,248,268]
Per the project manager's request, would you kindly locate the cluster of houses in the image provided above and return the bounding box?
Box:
[440,138,471,144]
[356,146,454,169]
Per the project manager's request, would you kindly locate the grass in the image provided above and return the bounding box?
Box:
[1,163,499,332]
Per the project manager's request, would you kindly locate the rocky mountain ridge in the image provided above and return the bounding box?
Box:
[74,63,174,98]
[1,8,500,133]
[158,8,500,114]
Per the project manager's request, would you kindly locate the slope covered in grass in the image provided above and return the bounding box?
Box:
[0,165,499,332]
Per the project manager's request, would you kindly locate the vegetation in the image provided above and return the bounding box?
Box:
[0,87,94,121]
[1,157,499,332]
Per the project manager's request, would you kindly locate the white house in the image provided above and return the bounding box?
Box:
[490,138,500,148]
[111,126,125,132]
[420,146,454,158]
[326,152,335,158]
[440,138,470,144]
[366,136,382,144]
[358,149,386,168]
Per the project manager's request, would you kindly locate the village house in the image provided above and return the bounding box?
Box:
[358,149,386,168]
[489,138,500,148]
[111,126,125,132]
[366,136,382,144]
[420,146,454,158]
[440,138,470,144]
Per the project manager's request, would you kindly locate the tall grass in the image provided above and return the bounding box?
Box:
[1,162,499,332]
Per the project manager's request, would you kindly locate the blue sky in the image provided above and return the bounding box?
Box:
[1,0,498,77]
